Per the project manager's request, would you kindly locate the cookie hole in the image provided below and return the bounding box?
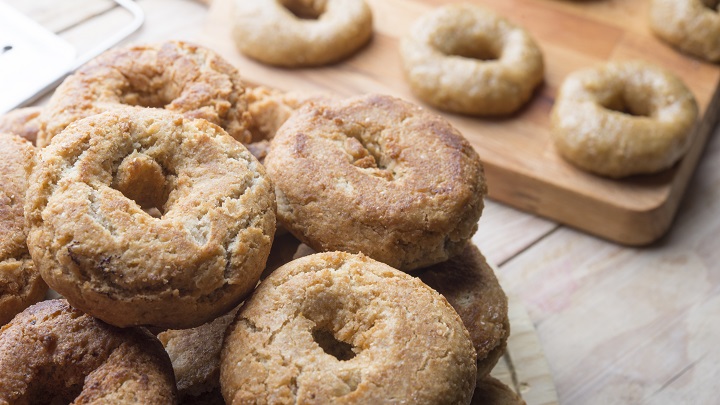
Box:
[312,328,356,361]
[433,31,502,62]
[341,129,396,180]
[111,152,173,216]
[601,94,651,118]
[446,43,500,61]
[281,0,325,20]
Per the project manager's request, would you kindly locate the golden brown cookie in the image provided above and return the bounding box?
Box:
[0,107,42,145]
[0,299,177,403]
[232,0,373,67]
[290,242,508,376]
[0,133,47,326]
[221,252,477,404]
[551,60,698,178]
[472,376,526,405]
[265,94,487,271]
[650,0,720,62]
[38,41,252,147]
[25,107,276,329]
[245,86,333,162]
[400,4,544,116]
[159,307,240,399]
[417,243,509,377]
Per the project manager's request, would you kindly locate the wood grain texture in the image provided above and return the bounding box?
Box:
[200,0,720,246]
[500,124,720,404]
[491,289,559,405]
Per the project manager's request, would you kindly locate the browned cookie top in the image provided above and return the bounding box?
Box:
[38,41,252,147]
[221,252,477,404]
[265,94,487,271]
[25,107,276,329]
[0,299,177,404]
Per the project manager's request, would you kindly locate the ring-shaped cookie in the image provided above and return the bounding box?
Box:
[232,0,373,67]
[650,0,720,62]
[38,41,252,147]
[417,243,509,378]
[551,61,698,178]
[0,133,47,325]
[400,4,544,116]
[264,94,486,271]
[0,300,177,403]
[25,107,276,329]
[221,252,477,404]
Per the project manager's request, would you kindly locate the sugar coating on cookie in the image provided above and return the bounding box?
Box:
[551,60,698,178]
[400,4,544,116]
[221,252,477,404]
[650,0,720,62]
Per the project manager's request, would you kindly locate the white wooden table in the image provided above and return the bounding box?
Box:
[5,0,719,403]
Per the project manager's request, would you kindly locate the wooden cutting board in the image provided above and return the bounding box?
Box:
[199,0,720,245]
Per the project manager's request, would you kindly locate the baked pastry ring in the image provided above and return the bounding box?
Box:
[264,94,486,271]
[0,133,47,325]
[232,0,373,67]
[0,107,43,145]
[38,41,252,147]
[400,4,544,116]
[25,107,276,329]
[551,60,698,178]
[0,299,177,403]
[221,252,477,404]
[650,0,720,62]
[418,243,509,378]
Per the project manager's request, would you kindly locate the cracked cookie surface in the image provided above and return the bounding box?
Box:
[264,94,486,271]
[38,41,252,147]
[25,107,276,329]
[221,251,477,404]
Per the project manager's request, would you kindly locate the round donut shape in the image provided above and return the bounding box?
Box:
[38,41,252,147]
[417,243,509,378]
[232,0,373,67]
[0,300,177,403]
[400,4,544,116]
[551,60,699,178]
[221,252,477,404]
[0,107,43,145]
[650,0,720,63]
[264,94,487,271]
[25,107,276,329]
[0,133,47,325]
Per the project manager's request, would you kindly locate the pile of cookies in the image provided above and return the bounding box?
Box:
[0,40,517,404]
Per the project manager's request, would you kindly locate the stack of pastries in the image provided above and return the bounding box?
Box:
[0,40,519,404]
